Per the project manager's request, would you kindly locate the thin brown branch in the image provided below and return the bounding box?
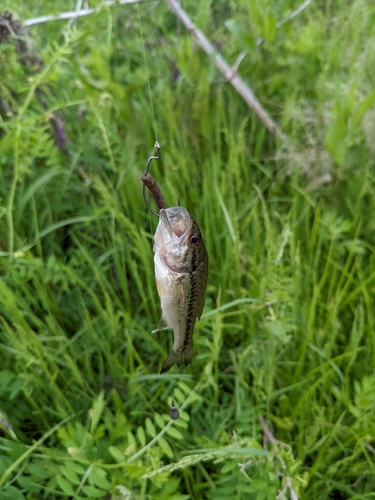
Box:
[259,416,298,500]
[259,416,291,450]
[163,0,287,141]
[23,0,150,27]
[277,0,311,28]
[256,0,312,46]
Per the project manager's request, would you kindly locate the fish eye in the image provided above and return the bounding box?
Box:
[190,233,201,246]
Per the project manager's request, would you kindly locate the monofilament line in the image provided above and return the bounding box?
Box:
[136,3,158,142]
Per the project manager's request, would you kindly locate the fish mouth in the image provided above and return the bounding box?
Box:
[159,207,193,241]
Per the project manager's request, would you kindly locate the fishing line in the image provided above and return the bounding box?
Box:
[136,2,162,249]
[136,2,158,142]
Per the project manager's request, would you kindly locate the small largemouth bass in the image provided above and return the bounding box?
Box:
[153,206,208,373]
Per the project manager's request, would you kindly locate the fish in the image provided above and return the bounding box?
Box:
[153,206,208,373]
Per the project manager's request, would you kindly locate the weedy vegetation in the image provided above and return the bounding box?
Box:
[1,0,375,498]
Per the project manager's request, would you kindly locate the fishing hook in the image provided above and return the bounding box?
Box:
[143,141,161,217]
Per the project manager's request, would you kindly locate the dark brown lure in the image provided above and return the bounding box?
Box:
[141,172,168,212]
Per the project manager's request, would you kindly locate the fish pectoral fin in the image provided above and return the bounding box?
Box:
[156,280,163,298]
[152,316,169,333]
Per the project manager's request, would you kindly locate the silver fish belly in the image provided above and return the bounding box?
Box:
[153,206,208,373]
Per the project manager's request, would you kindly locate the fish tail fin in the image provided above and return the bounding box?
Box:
[160,347,195,373]
[160,351,180,373]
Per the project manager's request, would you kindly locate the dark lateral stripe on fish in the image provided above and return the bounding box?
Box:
[183,253,199,349]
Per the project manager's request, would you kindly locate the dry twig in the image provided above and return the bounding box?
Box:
[163,0,287,141]
[259,416,298,500]
[24,0,149,27]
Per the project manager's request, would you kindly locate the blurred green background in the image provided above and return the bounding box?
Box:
[1,0,375,498]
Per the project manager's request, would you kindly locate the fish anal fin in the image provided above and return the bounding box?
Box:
[152,317,169,333]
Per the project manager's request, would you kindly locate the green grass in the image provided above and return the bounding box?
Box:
[1,0,375,498]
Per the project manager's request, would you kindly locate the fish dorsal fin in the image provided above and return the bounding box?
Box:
[152,316,170,333]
